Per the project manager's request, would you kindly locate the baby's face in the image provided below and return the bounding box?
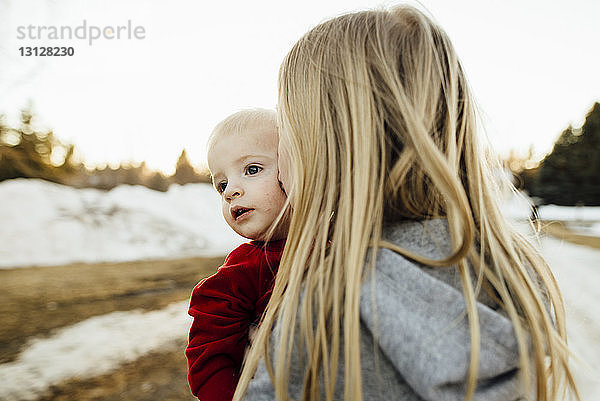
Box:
[208,124,288,241]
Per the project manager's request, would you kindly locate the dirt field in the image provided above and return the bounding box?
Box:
[0,255,224,400]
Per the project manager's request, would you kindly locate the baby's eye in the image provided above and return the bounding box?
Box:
[245,165,262,175]
[216,181,227,193]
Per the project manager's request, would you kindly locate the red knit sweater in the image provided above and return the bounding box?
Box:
[186,240,284,401]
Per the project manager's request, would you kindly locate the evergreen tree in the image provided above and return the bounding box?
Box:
[526,102,600,205]
[146,171,170,192]
[0,110,79,184]
[171,149,209,185]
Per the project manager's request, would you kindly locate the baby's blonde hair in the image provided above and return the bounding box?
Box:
[236,6,578,401]
[207,108,278,155]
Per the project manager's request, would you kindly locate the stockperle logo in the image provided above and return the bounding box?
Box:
[16,20,146,46]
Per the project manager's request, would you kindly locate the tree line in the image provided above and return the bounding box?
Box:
[0,110,210,192]
[3,103,599,203]
[516,102,600,206]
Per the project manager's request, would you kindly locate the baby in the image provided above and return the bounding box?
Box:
[185,109,289,401]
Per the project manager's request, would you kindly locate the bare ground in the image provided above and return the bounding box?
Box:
[0,255,223,364]
[0,255,226,400]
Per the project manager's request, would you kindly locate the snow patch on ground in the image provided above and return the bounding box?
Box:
[512,222,600,399]
[498,191,535,220]
[499,191,600,222]
[0,302,190,401]
[538,204,600,222]
[539,235,600,399]
[0,179,243,268]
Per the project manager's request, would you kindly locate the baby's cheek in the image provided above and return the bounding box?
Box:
[221,202,233,226]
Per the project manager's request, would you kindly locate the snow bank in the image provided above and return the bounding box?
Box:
[581,222,600,236]
[538,234,600,400]
[518,197,600,236]
[499,191,535,220]
[0,302,190,401]
[2,180,596,269]
[499,192,600,229]
[537,205,600,236]
[511,222,600,399]
[538,204,600,222]
[0,179,244,268]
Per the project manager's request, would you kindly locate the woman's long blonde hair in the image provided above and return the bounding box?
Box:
[235,5,578,401]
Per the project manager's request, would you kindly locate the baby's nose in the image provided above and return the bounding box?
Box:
[224,184,243,201]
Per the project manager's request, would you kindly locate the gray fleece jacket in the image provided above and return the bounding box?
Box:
[243,219,527,401]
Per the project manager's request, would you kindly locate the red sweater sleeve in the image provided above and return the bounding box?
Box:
[186,240,283,401]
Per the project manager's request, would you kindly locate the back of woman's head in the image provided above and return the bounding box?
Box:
[236,6,579,401]
[278,6,475,227]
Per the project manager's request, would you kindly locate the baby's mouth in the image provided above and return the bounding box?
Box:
[231,207,254,220]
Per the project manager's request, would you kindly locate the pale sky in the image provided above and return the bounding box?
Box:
[0,0,599,174]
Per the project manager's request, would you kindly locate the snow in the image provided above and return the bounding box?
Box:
[1,179,594,269]
[538,204,600,222]
[537,235,600,400]
[499,191,600,222]
[0,179,244,268]
[508,222,600,400]
[0,302,191,401]
[499,191,600,238]
[498,190,535,220]
[584,222,600,236]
